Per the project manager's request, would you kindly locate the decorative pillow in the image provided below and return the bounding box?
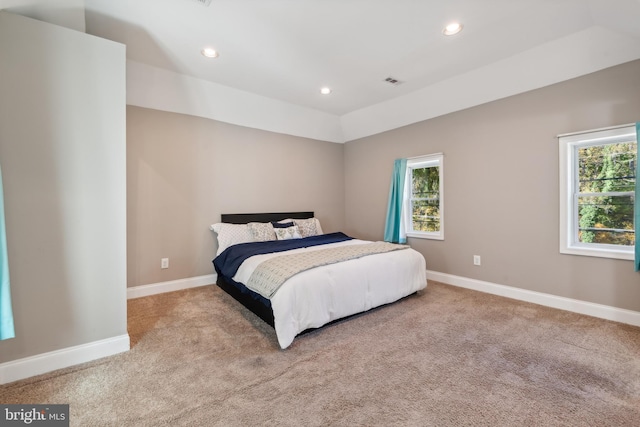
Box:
[274,225,302,240]
[313,218,323,235]
[248,222,276,241]
[294,218,320,238]
[271,221,295,229]
[210,223,253,256]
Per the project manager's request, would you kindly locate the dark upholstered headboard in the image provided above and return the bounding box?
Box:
[221,212,314,224]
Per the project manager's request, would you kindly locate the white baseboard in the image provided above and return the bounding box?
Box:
[1,274,217,385]
[5,272,634,385]
[127,274,217,299]
[0,334,130,385]
[427,270,640,327]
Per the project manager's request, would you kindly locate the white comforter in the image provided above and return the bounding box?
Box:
[233,239,427,349]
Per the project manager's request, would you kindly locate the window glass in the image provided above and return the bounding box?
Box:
[577,141,636,246]
[559,125,636,259]
[411,166,440,233]
[405,154,443,240]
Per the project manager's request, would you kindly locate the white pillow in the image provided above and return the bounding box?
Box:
[248,222,276,242]
[274,225,302,240]
[210,223,254,256]
[293,218,324,237]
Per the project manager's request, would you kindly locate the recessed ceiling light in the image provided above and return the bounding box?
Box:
[443,22,463,36]
[201,47,218,58]
[320,87,332,95]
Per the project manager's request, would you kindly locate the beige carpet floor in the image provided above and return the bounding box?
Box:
[1,281,640,426]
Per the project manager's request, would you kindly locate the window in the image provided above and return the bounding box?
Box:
[559,125,636,260]
[404,154,444,240]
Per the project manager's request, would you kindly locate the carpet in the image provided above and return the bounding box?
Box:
[1,281,639,426]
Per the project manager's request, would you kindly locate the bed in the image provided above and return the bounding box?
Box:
[211,212,427,349]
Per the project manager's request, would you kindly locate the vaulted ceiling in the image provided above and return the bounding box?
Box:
[82,0,640,115]
[4,0,640,141]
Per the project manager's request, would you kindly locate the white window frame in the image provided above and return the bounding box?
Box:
[404,153,444,240]
[559,124,636,260]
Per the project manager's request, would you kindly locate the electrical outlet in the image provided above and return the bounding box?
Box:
[473,255,481,266]
[161,258,169,269]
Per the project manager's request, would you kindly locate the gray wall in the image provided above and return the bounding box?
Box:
[127,106,345,287]
[344,60,640,312]
[0,12,127,362]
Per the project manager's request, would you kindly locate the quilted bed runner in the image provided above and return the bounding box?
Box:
[246,241,409,298]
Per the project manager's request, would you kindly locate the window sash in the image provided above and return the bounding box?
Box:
[405,154,443,240]
[410,195,440,233]
[573,193,634,246]
[559,124,636,260]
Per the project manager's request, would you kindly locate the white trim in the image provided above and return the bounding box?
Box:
[558,125,636,260]
[127,274,217,299]
[404,153,444,241]
[559,244,634,260]
[406,231,445,241]
[0,334,130,385]
[427,270,640,327]
[406,153,443,167]
[1,274,218,385]
[557,123,635,138]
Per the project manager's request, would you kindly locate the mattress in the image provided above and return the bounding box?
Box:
[219,236,427,349]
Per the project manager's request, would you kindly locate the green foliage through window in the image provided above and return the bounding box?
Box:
[411,166,440,232]
[577,142,636,246]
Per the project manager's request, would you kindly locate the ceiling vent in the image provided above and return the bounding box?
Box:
[384,77,403,86]
[190,0,212,6]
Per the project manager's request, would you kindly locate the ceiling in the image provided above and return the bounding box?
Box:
[3,0,640,141]
[81,0,640,117]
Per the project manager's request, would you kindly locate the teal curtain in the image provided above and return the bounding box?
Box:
[384,159,407,244]
[0,164,14,340]
[635,122,640,272]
